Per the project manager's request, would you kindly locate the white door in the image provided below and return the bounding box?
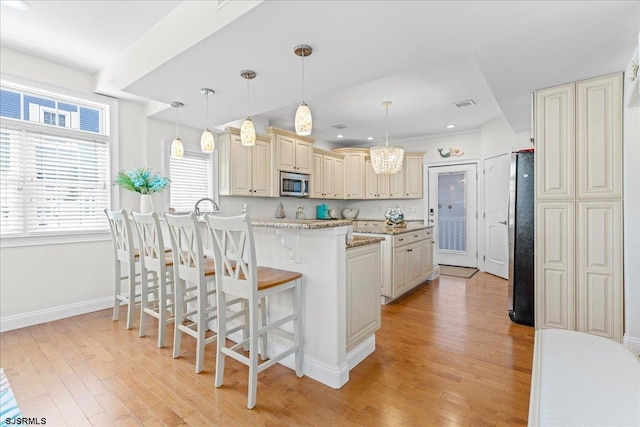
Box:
[484,154,510,278]
[428,164,477,268]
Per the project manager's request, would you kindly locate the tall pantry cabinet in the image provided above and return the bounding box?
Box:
[535,73,623,342]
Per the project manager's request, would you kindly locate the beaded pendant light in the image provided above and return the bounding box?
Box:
[370,101,404,175]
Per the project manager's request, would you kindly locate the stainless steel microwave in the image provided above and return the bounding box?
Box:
[280,171,309,197]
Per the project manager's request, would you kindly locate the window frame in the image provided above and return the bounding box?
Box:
[0,76,119,248]
[163,140,219,213]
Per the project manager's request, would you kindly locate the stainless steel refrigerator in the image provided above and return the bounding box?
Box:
[508,150,534,326]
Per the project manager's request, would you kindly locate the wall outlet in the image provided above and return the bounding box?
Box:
[241,203,247,214]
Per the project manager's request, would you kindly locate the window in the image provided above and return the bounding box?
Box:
[169,149,215,212]
[0,83,110,239]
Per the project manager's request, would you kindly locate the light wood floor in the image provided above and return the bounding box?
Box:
[0,272,534,426]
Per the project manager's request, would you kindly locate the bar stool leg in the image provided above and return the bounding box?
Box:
[214,290,227,388]
[126,261,136,330]
[294,278,304,377]
[247,297,260,409]
[173,278,185,359]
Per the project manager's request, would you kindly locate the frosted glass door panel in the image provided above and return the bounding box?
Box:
[438,172,466,252]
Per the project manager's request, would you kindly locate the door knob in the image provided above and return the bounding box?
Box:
[499,220,507,225]
[429,219,434,223]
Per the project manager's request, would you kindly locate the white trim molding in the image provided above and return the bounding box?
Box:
[623,333,640,355]
[0,296,113,332]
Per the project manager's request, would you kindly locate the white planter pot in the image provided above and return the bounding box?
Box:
[140,194,153,213]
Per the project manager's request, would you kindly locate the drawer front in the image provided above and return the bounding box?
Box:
[393,229,430,247]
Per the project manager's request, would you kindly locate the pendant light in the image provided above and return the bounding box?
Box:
[200,88,215,153]
[240,69,256,146]
[170,101,184,158]
[294,44,313,136]
[370,101,404,175]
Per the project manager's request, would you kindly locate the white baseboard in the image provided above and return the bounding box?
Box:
[0,297,113,332]
[347,335,376,370]
[623,334,640,355]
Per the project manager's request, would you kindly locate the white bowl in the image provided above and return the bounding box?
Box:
[342,208,359,220]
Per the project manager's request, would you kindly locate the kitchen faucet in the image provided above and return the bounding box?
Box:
[194,197,219,216]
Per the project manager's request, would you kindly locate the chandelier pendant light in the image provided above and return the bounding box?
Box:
[240,69,257,146]
[294,44,313,136]
[370,101,404,175]
[170,101,184,158]
[200,88,215,153]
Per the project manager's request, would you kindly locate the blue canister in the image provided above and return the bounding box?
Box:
[316,204,330,219]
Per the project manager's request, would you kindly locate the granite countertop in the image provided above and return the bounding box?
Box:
[346,235,385,249]
[251,218,353,229]
[352,223,433,235]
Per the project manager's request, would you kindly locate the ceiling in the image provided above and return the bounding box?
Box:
[1,1,638,146]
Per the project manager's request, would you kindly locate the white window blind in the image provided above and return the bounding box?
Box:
[169,151,213,212]
[0,125,110,236]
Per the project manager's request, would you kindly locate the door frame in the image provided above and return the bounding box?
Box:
[426,160,479,268]
[425,153,511,274]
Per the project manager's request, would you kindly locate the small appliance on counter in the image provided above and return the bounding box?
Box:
[316,204,331,219]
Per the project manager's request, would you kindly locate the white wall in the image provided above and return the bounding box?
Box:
[0,49,147,329]
[623,92,640,352]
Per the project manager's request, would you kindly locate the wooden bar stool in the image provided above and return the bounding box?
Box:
[164,212,246,373]
[132,211,175,348]
[205,213,304,409]
[104,209,140,330]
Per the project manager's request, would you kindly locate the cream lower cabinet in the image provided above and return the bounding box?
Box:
[534,73,623,342]
[218,127,272,197]
[346,242,382,352]
[355,227,433,304]
[535,202,576,331]
[576,201,622,340]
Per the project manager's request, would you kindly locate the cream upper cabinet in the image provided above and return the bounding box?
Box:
[535,83,576,200]
[311,151,323,198]
[363,151,423,200]
[403,154,424,198]
[365,158,389,199]
[334,157,345,199]
[576,74,622,199]
[534,73,623,342]
[268,127,314,174]
[218,127,272,197]
[312,148,344,199]
[334,149,367,199]
[388,171,404,199]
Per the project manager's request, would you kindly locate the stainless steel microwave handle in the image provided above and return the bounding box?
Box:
[301,179,307,195]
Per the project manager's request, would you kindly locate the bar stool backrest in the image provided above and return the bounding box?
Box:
[205,213,257,300]
[163,212,207,284]
[132,211,167,275]
[105,209,135,264]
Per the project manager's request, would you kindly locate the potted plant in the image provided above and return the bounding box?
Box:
[115,167,170,213]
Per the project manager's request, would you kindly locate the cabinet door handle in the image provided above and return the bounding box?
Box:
[414,234,419,237]
[398,238,404,242]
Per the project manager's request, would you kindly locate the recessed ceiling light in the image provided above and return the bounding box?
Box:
[336,134,344,138]
[445,124,456,129]
[2,0,30,10]
[367,137,374,140]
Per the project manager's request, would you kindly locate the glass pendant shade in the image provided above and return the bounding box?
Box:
[240,118,256,146]
[170,137,184,158]
[370,145,404,175]
[200,128,214,153]
[295,103,312,136]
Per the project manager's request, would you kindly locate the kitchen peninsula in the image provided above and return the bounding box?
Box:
[248,218,383,389]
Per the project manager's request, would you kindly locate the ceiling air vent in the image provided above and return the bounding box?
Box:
[454,99,476,108]
[331,124,348,129]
